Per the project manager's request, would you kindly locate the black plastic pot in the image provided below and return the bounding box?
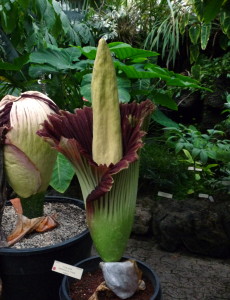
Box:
[0,196,92,300]
[59,255,162,300]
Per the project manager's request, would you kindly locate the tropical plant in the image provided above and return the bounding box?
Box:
[38,39,155,298]
[0,91,59,246]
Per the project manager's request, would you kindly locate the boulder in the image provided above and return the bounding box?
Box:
[132,197,153,235]
[151,198,230,258]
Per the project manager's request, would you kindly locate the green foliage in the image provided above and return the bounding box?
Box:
[0,0,96,110]
[165,124,229,164]
[144,14,180,68]
[163,123,230,196]
[139,118,230,199]
[1,33,204,111]
[50,153,75,193]
[191,52,230,95]
[142,0,230,67]
[139,138,198,199]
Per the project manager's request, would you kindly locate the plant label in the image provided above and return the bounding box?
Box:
[157,191,173,199]
[188,166,202,171]
[198,193,209,198]
[52,260,83,279]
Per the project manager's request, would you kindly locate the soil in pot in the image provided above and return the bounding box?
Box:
[69,268,154,300]
[60,256,161,300]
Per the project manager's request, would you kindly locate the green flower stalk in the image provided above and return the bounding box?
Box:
[38,40,155,262]
[0,91,59,218]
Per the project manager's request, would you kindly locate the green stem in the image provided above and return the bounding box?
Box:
[20,192,45,218]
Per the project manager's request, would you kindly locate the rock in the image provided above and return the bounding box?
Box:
[151,198,230,258]
[132,197,153,235]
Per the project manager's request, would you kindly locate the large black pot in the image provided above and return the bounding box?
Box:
[0,196,92,300]
[59,255,162,300]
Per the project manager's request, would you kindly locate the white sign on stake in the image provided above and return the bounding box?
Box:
[52,260,83,279]
[157,191,173,199]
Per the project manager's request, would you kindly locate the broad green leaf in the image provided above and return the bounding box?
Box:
[74,23,94,44]
[203,0,225,23]
[116,77,131,103]
[116,62,202,90]
[189,24,201,45]
[80,73,92,101]
[152,92,178,110]
[175,142,184,154]
[80,74,131,103]
[116,64,170,80]
[220,10,230,38]
[0,5,18,34]
[0,54,29,70]
[109,44,159,60]
[193,0,204,22]
[108,42,131,48]
[190,45,200,64]
[50,153,75,193]
[52,0,81,44]
[199,150,208,164]
[80,46,97,59]
[201,23,211,50]
[192,148,201,158]
[165,73,201,88]
[29,46,82,70]
[152,109,179,128]
[29,64,58,77]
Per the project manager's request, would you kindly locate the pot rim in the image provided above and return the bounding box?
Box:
[60,255,162,300]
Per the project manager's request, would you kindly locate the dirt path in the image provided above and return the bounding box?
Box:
[124,237,230,300]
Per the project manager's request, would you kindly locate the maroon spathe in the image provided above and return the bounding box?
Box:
[37,100,155,206]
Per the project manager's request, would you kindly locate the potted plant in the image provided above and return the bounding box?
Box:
[38,39,162,299]
[0,91,92,300]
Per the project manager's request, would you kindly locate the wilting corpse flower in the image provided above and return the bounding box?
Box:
[38,40,155,262]
[0,91,59,219]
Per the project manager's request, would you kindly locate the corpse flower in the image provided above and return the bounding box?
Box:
[0,91,59,245]
[38,39,155,263]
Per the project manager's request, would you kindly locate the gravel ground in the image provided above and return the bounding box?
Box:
[122,237,230,300]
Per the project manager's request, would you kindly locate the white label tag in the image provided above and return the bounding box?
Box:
[209,196,214,202]
[157,191,173,199]
[188,167,202,171]
[198,193,209,198]
[52,260,83,279]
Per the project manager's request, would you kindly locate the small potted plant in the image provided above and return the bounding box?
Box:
[0,91,92,300]
[38,39,162,299]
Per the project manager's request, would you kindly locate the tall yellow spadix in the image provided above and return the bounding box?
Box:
[92,39,122,166]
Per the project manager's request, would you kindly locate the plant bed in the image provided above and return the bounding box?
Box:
[0,196,92,300]
[59,256,162,300]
